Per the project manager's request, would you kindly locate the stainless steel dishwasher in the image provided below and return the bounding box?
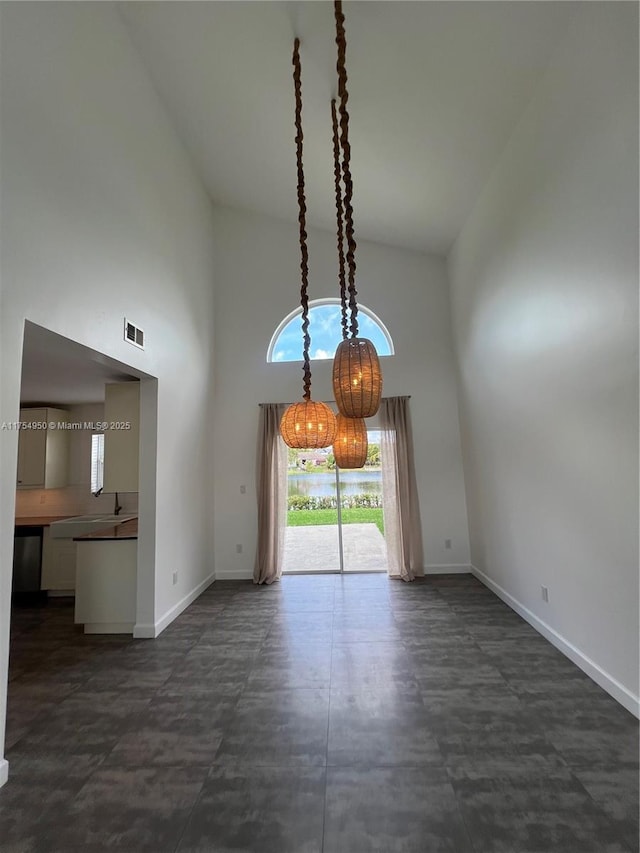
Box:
[13,525,43,595]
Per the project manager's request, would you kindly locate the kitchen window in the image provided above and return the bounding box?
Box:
[91,433,104,494]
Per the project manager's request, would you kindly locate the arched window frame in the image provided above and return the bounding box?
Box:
[267,297,394,363]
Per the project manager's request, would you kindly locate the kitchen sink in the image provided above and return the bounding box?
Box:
[50,514,137,538]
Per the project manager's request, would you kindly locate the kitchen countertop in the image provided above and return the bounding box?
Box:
[74,517,138,541]
[15,515,76,527]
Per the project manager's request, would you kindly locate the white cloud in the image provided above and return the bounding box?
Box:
[315,307,342,332]
[313,348,335,360]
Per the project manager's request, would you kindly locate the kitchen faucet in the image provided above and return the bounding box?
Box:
[113,492,122,516]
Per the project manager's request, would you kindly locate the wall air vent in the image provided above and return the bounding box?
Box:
[124,318,145,350]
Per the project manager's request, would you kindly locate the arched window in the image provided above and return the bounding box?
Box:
[267,298,394,363]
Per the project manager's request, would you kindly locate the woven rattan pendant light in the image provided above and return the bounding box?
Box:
[333,413,368,469]
[331,0,382,419]
[280,39,337,450]
[330,98,368,469]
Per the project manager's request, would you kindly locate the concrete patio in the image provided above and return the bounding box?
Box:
[282,523,388,573]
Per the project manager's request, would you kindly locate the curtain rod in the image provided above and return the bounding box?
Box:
[259,395,410,407]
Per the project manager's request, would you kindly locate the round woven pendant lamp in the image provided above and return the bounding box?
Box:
[333,337,382,418]
[280,400,337,449]
[333,414,367,468]
[279,40,337,450]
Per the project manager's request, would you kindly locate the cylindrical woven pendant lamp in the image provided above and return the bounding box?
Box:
[333,413,367,468]
[331,1,382,418]
[333,338,382,418]
[329,98,371,456]
[281,400,337,449]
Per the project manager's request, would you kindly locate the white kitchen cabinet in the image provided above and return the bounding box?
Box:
[40,526,76,593]
[75,539,136,633]
[17,407,70,489]
[103,383,140,493]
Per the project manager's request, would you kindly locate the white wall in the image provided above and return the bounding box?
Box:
[448,3,638,713]
[0,1,216,777]
[211,206,470,579]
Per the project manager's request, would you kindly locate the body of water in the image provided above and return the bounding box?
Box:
[288,469,382,498]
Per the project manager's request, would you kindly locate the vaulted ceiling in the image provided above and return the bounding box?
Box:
[119,1,576,254]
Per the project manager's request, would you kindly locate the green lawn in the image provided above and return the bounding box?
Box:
[287,507,384,535]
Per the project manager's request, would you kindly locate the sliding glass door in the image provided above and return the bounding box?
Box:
[281,447,341,573]
[282,431,387,574]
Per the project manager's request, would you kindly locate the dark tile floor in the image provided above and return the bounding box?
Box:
[1,573,638,853]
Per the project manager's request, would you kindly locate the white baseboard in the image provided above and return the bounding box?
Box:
[215,567,253,581]
[216,564,472,580]
[132,622,157,639]
[0,758,8,788]
[133,572,215,639]
[471,564,640,719]
[424,564,471,574]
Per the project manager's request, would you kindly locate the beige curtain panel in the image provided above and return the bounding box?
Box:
[253,403,287,585]
[380,396,424,582]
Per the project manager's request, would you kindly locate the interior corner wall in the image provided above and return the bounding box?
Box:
[0,1,217,772]
[448,3,639,712]
[211,206,470,580]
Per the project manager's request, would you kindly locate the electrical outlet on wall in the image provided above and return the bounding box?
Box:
[172,572,178,586]
[236,544,243,554]
[445,539,452,550]
[541,585,549,603]
[39,494,46,504]
[240,484,246,494]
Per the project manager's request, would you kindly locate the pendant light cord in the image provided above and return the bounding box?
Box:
[331,99,348,341]
[293,38,312,401]
[334,0,359,338]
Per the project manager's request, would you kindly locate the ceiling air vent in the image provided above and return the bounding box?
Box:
[124,318,145,350]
